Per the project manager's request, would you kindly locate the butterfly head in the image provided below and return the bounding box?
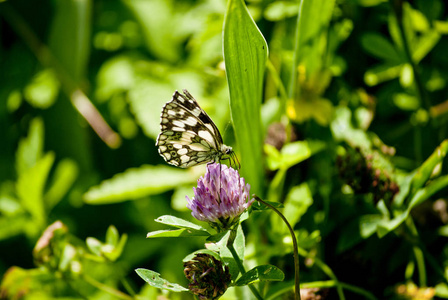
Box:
[221,144,233,155]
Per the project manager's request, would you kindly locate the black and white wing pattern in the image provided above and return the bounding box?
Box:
[156,89,234,168]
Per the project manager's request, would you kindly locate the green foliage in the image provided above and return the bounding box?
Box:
[224,0,268,195]
[234,265,285,286]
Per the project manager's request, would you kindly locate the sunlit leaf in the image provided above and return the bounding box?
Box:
[264,1,299,21]
[282,183,313,228]
[16,153,55,227]
[155,215,208,232]
[106,225,119,246]
[44,159,78,210]
[234,265,284,286]
[135,268,188,292]
[410,139,448,195]
[83,165,197,204]
[15,118,44,176]
[265,140,325,171]
[224,0,268,195]
[23,69,60,109]
[146,229,210,238]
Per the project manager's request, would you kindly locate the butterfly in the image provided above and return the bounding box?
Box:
[156,89,239,168]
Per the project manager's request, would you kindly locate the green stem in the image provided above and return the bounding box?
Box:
[82,274,134,300]
[227,228,264,300]
[405,218,427,286]
[253,195,301,300]
[120,277,136,296]
[296,247,345,300]
[389,0,430,111]
[266,59,289,104]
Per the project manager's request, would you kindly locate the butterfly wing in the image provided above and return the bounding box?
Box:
[156,90,224,168]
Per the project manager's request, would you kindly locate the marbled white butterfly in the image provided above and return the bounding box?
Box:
[156,90,238,168]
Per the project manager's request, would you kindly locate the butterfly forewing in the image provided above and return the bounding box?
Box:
[156,90,231,168]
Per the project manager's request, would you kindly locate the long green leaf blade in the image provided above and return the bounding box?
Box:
[223,0,268,195]
[83,165,197,204]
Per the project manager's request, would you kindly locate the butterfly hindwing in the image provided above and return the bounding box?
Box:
[156,90,230,168]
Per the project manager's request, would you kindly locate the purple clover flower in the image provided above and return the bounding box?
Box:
[186,163,254,230]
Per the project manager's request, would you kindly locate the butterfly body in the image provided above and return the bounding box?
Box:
[156,90,235,168]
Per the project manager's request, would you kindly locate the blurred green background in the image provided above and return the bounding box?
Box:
[1,0,448,299]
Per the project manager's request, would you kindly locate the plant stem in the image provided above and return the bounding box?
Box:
[253,195,301,300]
[389,0,430,111]
[266,59,289,104]
[82,274,134,300]
[405,218,427,286]
[1,3,121,149]
[227,228,264,300]
[296,246,345,300]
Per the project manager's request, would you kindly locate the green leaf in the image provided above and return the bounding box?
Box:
[282,183,313,228]
[234,265,284,286]
[331,106,372,148]
[86,237,102,256]
[48,0,90,81]
[135,268,189,292]
[146,229,210,238]
[83,165,197,204]
[264,1,299,21]
[16,153,55,227]
[15,118,44,176]
[408,175,448,210]
[155,215,208,232]
[44,158,78,210]
[0,215,29,241]
[412,30,440,63]
[364,63,402,86]
[23,69,60,109]
[266,140,326,171]
[223,0,268,195]
[291,0,335,84]
[106,225,119,246]
[124,1,180,63]
[104,233,128,262]
[360,32,402,63]
[410,139,448,196]
[377,175,448,238]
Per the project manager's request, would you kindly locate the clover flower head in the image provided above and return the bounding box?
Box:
[183,253,231,300]
[186,163,254,230]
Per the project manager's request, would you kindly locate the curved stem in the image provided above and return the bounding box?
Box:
[253,195,301,300]
[227,228,264,300]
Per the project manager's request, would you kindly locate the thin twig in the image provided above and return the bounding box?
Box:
[1,3,121,148]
